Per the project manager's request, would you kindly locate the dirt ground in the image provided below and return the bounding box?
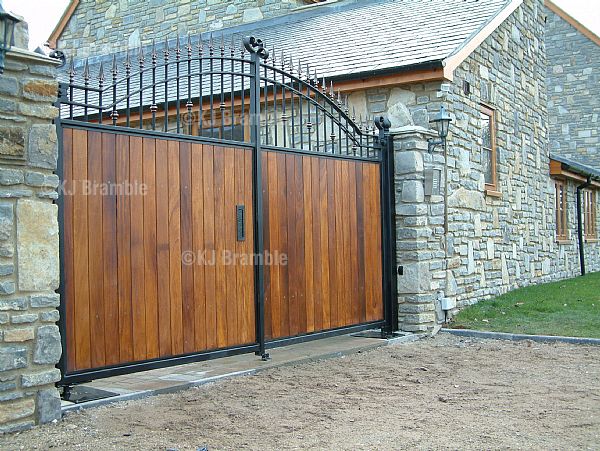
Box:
[2,333,599,450]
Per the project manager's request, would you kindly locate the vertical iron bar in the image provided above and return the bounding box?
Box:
[139,46,144,129]
[187,35,193,135]
[220,36,225,139]
[272,50,278,146]
[83,59,89,122]
[111,55,118,126]
[164,39,169,132]
[322,79,327,153]
[230,37,235,141]
[68,58,74,119]
[306,70,312,152]
[125,50,131,127]
[289,58,295,149]
[250,50,267,360]
[176,38,181,134]
[298,61,303,150]
[240,44,245,142]
[281,53,287,148]
[151,40,157,131]
[98,63,104,124]
[209,35,214,136]
[198,39,203,137]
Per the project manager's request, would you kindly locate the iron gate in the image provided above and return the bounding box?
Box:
[55,35,397,384]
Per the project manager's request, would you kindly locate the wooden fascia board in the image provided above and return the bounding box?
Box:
[48,0,80,49]
[550,159,600,188]
[545,0,600,47]
[442,0,524,81]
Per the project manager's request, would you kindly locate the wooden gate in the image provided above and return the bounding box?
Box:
[56,35,396,383]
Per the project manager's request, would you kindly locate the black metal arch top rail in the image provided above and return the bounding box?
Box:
[56,34,383,160]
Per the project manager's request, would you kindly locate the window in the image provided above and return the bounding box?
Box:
[584,189,597,239]
[480,104,497,191]
[555,179,568,240]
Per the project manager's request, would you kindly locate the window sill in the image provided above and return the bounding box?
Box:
[484,187,502,198]
[556,239,572,245]
[585,238,599,243]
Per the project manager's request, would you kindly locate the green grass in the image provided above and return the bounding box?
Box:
[450,272,600,338]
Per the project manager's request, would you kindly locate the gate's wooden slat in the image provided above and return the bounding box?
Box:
[202,145,217,350]
[130,136,147,361]
[116,134,133,363]
[191,143,207,351]
[326,159,339,329]
[355,163,367,323]
[371,164,384,320]
[167,140,184,355]
[179,142,195,353]
[310,157,323,332]
[277,153,289,338]
[348,161,360,325]
[102,132,120,366]
[243,149,255,344]
[262,153,271,340]
[72,128,91,370]
[213,146,228,349]
[285,155,298,337]
[294,156,307,335]
[87,131,106,368]
[232,149,253,343]
[341,161,352,327]
[223,147,238,346]
[155,138,172,357]
[320,158,332,331]
[62,128,76,372]
[142,137,159,359]
[303,157,315,334]
[265,152,279,340]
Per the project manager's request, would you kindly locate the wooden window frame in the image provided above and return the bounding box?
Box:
[583,189,597,239]
[481,103,498,194]
[555,179,568,241]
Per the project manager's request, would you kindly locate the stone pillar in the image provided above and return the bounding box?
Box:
[392,126,447,333]
[0,21,62,432]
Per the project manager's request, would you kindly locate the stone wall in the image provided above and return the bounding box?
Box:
[546,7,600,169]
[0,26,62,432]
[57,0,313,59]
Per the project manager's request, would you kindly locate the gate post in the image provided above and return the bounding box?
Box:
[376,117,399,335]
[244,37,270,360]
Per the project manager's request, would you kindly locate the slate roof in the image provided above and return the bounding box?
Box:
[64,0,511,80]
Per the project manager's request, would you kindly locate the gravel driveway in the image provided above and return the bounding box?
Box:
[2,333,599,450]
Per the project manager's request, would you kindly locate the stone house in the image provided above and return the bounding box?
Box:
[1,0,599,432]
[50,0,600,329]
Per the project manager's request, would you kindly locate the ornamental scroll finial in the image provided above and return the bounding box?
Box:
[242,36,269,60]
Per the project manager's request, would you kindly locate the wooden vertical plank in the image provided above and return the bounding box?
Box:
[72,129,91,370]
[116,134,133,363]
[142,138,159,359]
[155,139,171,357]
[234,149,247,343]
[168,140,183,355]
[294,155,306,335]
[179,142,195,353]
[223,147,238,346]
[285,154,298,337]
[191,143,207,351]
[243,149,255,343]
[266,152,281,339]
[310,157,323,332]
[319,159,331,330]
[341,161,352,326]
[327,159,339,328]
[62,128,76,372]
[202,146,217,350]
[129,136,146,361]
[362,164,374,321]
[277,153,289,337]
[371,166,384,320]
[213,146,227,348]
[87,131,106,368]
[262,152,271,340]
[348,161,360,325]
[355,163,367,323]
[303,156,314,333]
[101,133,119,366]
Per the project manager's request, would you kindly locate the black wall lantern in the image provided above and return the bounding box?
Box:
[427,105,452,153]
[0,3,20,74]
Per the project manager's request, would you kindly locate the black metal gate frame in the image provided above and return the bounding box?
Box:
[55,35,398,385]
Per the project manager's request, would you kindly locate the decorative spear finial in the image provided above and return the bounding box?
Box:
[111,54,118,76]
[83,58,90,83]
[124,48,131,71]
[98,61,105,83]
[151,38,157,62]
[163,36,170,61]
[186,34,193,58]
[138,44,144,65]
[209,32,214,55]
[220,33,225,56]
